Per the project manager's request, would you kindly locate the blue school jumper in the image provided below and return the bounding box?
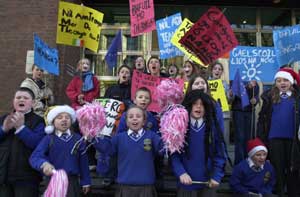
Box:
[171,122,226,191]
[116,111,159,134]
[94,129,163,185]
[30,132,91,186]
[230,159,275,195]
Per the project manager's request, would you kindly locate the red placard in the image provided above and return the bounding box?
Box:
[179,6,238,65]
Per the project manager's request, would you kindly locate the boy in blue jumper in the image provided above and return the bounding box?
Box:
[30,105,91,196]
[94,105,163,197]
[171,90,226,197]
[230,138,276,197]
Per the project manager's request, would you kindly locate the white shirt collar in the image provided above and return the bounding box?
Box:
[127,128,143,137]
[55,129,71,137]
[280,90,292,97]
[247,157,264,170]
[190,117,204,128]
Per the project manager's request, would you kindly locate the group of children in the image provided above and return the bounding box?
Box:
[1,56,300,197]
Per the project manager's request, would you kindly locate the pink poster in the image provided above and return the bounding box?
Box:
[131,70,184,112]
[129,0,156,37]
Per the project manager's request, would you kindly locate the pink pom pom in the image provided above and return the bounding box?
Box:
[44,169,69,197]
[160,104,189,154]
[76,101,107,138]
[156,79,184,109]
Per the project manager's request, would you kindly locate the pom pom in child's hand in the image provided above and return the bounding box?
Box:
[160,104,189,154]
[76,101,107,139]
[44,169,68,197]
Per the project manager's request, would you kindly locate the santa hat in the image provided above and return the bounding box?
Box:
[274,69,293,84]
[45,105,76,134]
[247,138,268,158]
[282,68,300,85]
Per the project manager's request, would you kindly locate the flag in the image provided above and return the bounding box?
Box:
[232,69,250,108]
[105,30,122,69]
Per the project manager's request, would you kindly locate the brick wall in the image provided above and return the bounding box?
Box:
[0,0,81,113]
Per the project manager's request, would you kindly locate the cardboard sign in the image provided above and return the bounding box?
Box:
[56,1,104,53]
[273,25,300,66]
[96,98,125,136]
[156,13,183,59]
[129,0,156,37]
[131,70,184,112]
[208,79,229,112]
[179,6,238,65]
[171,18,204,65]
[229,46,280,83]
[34,34,59,75]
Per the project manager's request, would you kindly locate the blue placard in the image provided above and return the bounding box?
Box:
[34,34,59,75]
[229,46,280,83]
[273,25,300,67]
[156,13,183,59]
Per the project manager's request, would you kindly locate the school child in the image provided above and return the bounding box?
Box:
[0,87,45,197]
[116,87,159,134]
[146,56,169,77]
[230,138,276,197]
[66,58,100,109]
[30,105,91,196]
[181,60,199,82]
[171,89,226,197]
[257,68,300,197]
[94,105,163,197]
[133,56,146,73]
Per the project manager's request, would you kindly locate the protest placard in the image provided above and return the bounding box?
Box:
[34,34,59,75]
[179,7,238,65]
[129,0,156,37]
[96,98,125,136]
[229,46,280,82]
[156,13,183,59]
[171,18,204,65]
[131,70,184,112]
[208,79,229,112]
[273,25,300,66]
[56,1,104,53]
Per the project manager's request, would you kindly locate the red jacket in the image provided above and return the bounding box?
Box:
[66,76,100,109]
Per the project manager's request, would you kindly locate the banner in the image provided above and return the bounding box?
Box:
[131,70,184,112]
[229,46,280,82]
[273,25,300,67]
[208,79,229,112]
[34,34,59,75]
[179,6,238,65]
[95,98,125,136]
[156,13,183,59]
[129,0,156,37]
[56,1,104,53]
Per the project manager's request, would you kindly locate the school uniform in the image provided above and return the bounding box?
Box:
[30,130,91,197]
[94,129,163,197]
[0,110,45,197]
[171,119,226,197]
[230,158,276,196]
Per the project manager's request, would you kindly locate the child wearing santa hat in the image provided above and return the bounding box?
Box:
[257,68,300,197]
[230,138,276,197]
[29,105,91,196]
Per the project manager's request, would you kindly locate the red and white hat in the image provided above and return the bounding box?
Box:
[247,138,268,158]
[274,70,293,84]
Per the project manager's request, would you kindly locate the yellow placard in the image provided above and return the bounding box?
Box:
[183,81,189,94]
[208,79,229,112]
[56,2,104,53]
[171,18,205,66]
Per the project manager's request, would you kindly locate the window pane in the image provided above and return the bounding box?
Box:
[261,8,291,30]
[234,32,256,46]
[223,7,256,30]
[261,33,274,46]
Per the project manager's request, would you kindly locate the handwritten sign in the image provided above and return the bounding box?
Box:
[56,1,104,53]
[156,13,183,59]
[96,98,125,136]
[229,46,280,83]
[171,18,204,65]
[34,34,59,75]
[179,6,238,65]
[129,0,156,37]
[131,70,184,112]
[208,79,229,112]
[273,25,300,67]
